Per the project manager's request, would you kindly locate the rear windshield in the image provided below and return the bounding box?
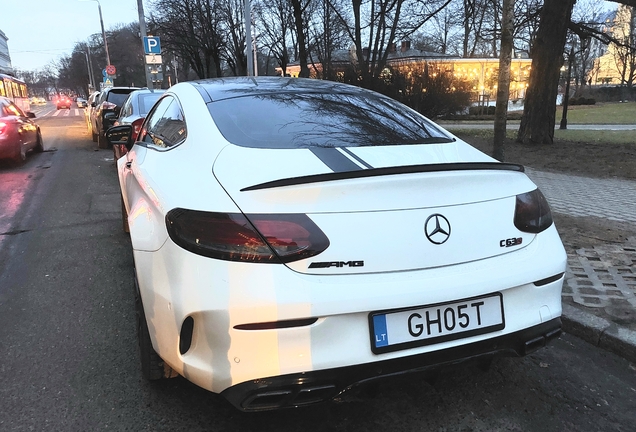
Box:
[207,92,452,149]
[107,90,135,107]
[139,93,163,115]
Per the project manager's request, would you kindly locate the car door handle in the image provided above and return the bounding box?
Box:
[125,161,132,169]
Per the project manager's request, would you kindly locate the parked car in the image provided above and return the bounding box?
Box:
[90,86,139,149]
[56,95,72,110]
[76,97,88,108]
[107,77,566,412]
[111,88,165,160]
[85,91,100,133]
[0,96,43,163]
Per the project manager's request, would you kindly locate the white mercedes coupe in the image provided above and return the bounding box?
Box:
[107,77,566,412]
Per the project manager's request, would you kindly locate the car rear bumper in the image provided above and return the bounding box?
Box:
[220,318,562,411]
[0,135,19,159]
[132,223,565,407]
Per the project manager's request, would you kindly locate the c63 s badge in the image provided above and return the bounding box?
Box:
[500,237,523,248]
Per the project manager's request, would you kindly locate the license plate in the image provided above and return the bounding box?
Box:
[369,293,505,354]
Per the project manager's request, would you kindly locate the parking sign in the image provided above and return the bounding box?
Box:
[143,37,161,54]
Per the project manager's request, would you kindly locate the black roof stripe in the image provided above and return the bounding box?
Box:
[339,147,374,169]
[309,147,364,173]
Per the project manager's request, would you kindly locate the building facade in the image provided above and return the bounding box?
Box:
[590,5,636,86]
[0,29,12,74]
[280,44,532,104]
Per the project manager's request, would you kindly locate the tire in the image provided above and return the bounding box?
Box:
[13,144,26,164]
[134,274,176,381]
[97,130,108,149]
[34,130,44,153]
[121,194,130,233]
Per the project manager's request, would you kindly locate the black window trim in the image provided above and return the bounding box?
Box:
[136,94,188,152]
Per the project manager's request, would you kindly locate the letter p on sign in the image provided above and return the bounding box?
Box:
[143,37,161,54]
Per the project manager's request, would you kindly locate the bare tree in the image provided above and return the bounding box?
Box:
[517,0,576,145]
[425,2,463,55]
[307,0,350,79]
[290,0,312,78]
[254,0,294,76]
[517,0,636,144]
[329,0,453,89]
[570,0,606,91]
[612,5,636,88]
[217,0,249,76]
[493,0,514,162]
[150,0,225,79]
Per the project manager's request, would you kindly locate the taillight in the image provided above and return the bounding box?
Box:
[165,209,330,263]
[0,121,6,134]
[514,189,553,234]
[103,101,117,110]
[132,118,144,140]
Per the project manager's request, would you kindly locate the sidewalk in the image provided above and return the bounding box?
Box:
[438,120,636,130]
[525,168,636,363]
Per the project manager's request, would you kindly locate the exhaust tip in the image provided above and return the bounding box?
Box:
[242,385,338,411]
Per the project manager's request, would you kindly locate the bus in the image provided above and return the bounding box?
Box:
[0,73,30,113]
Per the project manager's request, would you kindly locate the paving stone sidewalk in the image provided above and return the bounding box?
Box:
[525,168,636,362]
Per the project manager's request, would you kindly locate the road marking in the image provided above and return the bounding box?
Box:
[42,110,82,118]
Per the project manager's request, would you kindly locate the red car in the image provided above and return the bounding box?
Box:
[56,95,72,110]
[0,96,43,163]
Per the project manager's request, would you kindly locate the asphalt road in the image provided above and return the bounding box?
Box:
[0,109,635,431]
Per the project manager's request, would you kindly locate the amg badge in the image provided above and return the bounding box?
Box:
[309,261,364,269]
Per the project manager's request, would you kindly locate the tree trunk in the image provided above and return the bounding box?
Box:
[493,0,514,162]
[291,0,310,78]
[517,0,575,145]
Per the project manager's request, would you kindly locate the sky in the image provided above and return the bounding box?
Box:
[1,0,144,71]
[1,0,623,73]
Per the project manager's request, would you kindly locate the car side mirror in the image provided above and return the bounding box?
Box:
[106,125,134,150]
[27,112,36,119]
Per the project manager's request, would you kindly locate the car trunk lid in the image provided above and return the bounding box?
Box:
[212,143,538,274]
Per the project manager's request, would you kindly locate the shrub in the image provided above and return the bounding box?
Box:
[569,97,596,105]
[468,106,496,115]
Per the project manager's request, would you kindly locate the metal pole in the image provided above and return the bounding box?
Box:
[95,1,111,66]
[86,45,95,90]
[253,36,258,77]
[136,0,153,88]
[244,0,253,76]
[84,51,94,93]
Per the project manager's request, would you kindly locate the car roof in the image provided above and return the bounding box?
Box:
[190,77,373,102]
[129,88,166,96]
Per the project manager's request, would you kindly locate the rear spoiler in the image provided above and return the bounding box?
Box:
[241,162,525,192]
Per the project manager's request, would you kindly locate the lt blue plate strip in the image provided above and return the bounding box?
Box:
[373,315,389,348]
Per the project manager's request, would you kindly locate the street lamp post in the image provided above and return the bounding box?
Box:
[85,47,95,92]
[244,0,254,76]
[84,0,111,66]
[136,0,153,88]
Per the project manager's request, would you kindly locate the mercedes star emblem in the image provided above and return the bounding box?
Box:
[424,214,451,245]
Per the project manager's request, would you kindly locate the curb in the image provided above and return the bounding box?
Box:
[561,303,636,364]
